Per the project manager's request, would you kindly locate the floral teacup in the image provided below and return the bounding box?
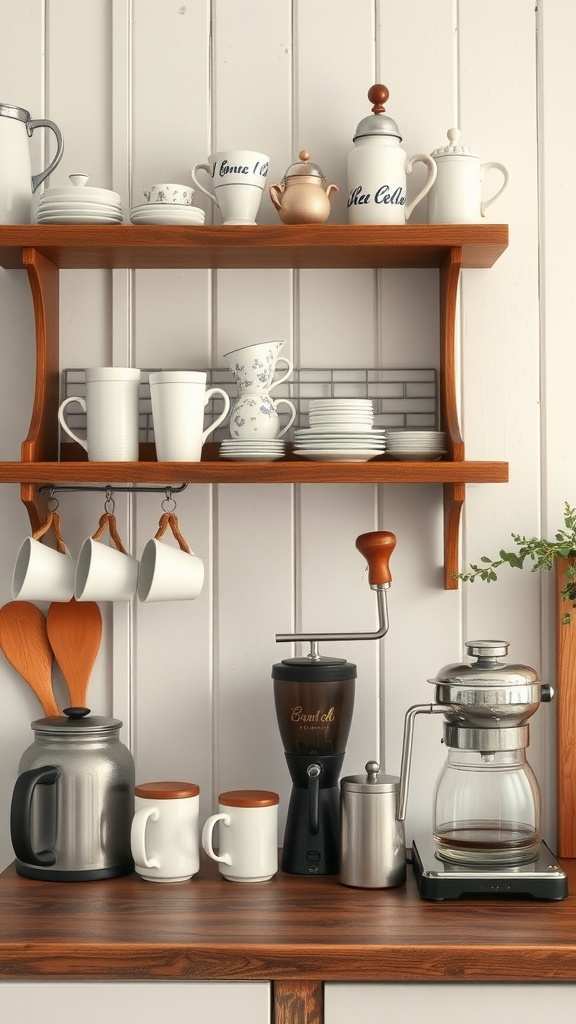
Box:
[229,393,296,439]
[223,340,293,394]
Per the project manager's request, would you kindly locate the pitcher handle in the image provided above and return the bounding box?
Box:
[273,399,297,438]
[191,163,218,207]
[202,387,231,444]
[58,396,88,453]
[28,118,65,193]
[404,154,437,221]
[10,765,59,867]
[480,162,509,216]
[268,356,294,393]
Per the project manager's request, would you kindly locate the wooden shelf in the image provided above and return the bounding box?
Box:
[0,225,510,588]
[0,222,508,270]
[0,856,575,1024]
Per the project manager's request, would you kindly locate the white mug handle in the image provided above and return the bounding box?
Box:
[130,806,161,869]
[201,812,232,866]
[273,399,296,438]
[480,162,509,216]
[268,356,293,393]
[191,163,219,207]
[404,154,438,221]
[202,387,231,443]
[58,396,88,452]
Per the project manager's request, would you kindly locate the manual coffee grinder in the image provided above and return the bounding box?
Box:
[272,530,395,875]
[399,640,568,900]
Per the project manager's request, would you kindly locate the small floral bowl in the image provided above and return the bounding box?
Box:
[141,183,194,205]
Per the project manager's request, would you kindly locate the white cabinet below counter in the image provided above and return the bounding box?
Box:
[0,981,270,1024]
[326,982,575,1021]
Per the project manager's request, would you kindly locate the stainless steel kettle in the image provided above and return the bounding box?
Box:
[10,707,135,880]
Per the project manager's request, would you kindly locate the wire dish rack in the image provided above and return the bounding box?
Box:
[60,367,438,450]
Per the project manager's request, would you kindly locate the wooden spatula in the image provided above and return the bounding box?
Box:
[47,599,102,710]
[0,601,60,716]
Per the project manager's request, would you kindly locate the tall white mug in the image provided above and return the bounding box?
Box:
[191,150,269,224]
[58,367,141,461]
[150,370,230,461]
[202,789,279,882]
[131,781,200,883]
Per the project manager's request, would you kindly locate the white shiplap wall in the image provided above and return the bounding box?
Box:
[0,2,574,1014]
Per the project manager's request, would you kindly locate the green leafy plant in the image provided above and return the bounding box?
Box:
[455,502,576,624]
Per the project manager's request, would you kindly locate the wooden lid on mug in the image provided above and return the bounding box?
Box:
[135,781,199,799]
[219,789,279,808]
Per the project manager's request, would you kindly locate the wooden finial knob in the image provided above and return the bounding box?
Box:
[298,150,310,162]
[356,531,397,586]
[368,84,389,114]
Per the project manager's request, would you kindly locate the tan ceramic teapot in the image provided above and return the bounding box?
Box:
[269,150,338,224]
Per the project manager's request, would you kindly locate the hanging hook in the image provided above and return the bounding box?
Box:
[46,487,59,513]
[104,487,116,514]
[161,486,177,513]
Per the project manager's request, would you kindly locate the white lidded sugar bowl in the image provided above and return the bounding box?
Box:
[427,128,509,224]
[347,84,437,225]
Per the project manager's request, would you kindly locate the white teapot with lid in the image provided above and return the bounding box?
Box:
[427,128,509,224]
[347,84,437,225]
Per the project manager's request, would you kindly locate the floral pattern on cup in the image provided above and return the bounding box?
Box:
[223,340,293,394]
[229,394,296,439]
[142,183,194,205]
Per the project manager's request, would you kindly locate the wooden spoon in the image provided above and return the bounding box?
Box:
[0,601,60,716]
[46,599,102,709]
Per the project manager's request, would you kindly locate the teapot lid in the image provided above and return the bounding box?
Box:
[429,641,541,688]
[282,150,325,181]
[353,84,401,141]
[431,127,478,158]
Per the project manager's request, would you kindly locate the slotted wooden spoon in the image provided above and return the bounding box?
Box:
[0,601,60,716]
[47,599,102,710]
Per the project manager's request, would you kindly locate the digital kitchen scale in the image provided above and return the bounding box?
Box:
[412,838,568,901]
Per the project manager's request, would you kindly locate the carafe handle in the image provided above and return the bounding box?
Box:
[404,153,437,221]
[10,765,59,866]
[28,118,65,193]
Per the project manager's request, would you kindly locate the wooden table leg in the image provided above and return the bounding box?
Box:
[272,980,323,1024]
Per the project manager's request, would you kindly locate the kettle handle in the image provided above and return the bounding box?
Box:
[27,119,65,193]
[10,765,59,866]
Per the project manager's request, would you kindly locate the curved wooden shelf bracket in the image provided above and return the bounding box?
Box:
[440,247,464,588]
[20,247,60,531]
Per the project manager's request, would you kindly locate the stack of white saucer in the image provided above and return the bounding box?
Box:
[293,399,386,462]
[385,430,447,461]
[37,174,123,224]
[219,438,285,462]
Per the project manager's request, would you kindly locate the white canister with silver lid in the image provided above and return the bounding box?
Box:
[347,84,437,225]
[427,128,509,224]
[340,760,406,888]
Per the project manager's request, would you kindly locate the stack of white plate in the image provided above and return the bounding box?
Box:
[37,174,123,224]
[385,430,447,461]
[130,203,205,226]
[308,398,374,432]
[293,427,386,463]
[219,438,285,462]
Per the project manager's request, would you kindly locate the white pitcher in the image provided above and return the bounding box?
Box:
[0,103,64,223]
[428,128,509,224]
[347,84,437,225]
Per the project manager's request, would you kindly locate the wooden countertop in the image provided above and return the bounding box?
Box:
[0,854,575,984]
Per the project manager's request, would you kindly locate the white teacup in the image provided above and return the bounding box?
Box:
[191,150,269,224]
[223,340,293,394]
[131,781,200,883]
[58,367,141,462]
[150,370,230,462]
[201,789,279,883]
[141,183,194,205]
[138,512,205,603]
[74,513,138,602]
[229,393,296,439]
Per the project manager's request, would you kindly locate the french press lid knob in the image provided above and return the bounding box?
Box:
[352,84,402,142]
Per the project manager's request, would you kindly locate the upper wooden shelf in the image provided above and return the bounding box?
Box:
[0,223,509,271]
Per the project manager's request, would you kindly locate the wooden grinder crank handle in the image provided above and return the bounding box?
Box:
[355,531,397,588]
